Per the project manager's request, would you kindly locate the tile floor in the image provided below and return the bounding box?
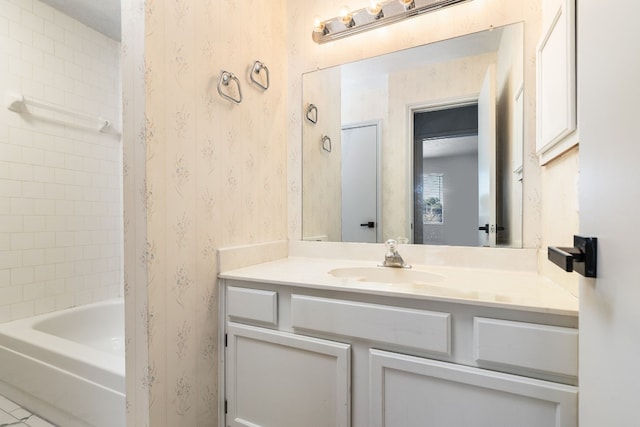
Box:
[0,396,56,427]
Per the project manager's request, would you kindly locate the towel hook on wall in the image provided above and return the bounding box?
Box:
[217,71,243,104]
[321,135,332,153]
[306,104,318,124]
[250,60,270,90]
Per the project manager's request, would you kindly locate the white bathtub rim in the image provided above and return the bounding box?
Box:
[0,298,124,392]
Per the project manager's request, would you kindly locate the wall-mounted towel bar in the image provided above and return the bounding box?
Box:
[250,60,270,90]
[217,71,243,104]
[6,92,112,132]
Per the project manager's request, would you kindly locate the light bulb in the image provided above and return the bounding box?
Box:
[340,5,355,27]
[366,1,384,18]
[399,0,415,10]
[313,15,330,36]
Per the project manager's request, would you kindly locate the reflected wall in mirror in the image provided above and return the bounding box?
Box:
[302,23,524,248]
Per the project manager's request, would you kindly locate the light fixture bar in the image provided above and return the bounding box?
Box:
[312,0,470,44]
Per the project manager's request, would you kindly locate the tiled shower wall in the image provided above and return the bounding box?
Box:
[0,0,122,322]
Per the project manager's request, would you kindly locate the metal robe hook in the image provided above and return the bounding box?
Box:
[321,135,332,152]
[306,104,318,124]
[250,60,270,90]
[217,71,243,104]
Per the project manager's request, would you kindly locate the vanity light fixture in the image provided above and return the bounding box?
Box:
[312,0,470,44]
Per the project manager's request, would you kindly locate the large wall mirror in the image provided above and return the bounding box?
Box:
[302,22,524,248]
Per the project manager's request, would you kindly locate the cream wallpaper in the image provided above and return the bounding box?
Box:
[288,0,545,249]
[122,0,287,425]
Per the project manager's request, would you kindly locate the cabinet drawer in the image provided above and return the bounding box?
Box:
[227,286,278,326]
[291,295,450,355]
[473,317,578,378]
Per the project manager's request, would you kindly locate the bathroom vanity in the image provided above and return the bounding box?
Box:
[218,247,578,427]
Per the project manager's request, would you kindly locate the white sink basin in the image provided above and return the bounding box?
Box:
[329,267,444,284]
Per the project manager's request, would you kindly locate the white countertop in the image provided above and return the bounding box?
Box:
[219,256,578,317]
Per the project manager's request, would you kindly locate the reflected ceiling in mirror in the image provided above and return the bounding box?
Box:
[302,23,524,248]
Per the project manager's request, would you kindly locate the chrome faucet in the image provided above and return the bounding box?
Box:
[379,239,411,268]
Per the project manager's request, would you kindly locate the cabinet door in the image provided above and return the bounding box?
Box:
[226,323,351,427]
[370,349,577,427]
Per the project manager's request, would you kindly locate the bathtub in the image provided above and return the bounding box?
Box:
[0,299,125,427]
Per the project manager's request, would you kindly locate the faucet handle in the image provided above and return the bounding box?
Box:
[385,239,398,251]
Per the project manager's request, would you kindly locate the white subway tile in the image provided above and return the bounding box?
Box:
[54,199,72,215]
[63,245,82,261]
[0,305,10,322]
[22,43,43,66]
[54,261,73,278]
[34,296,55,314]
[33,198,55,214]
[44,247,64,263]
[33,231,53,247]
[75,289,92,306]
[65,275,82,292]
[0,142,22,165]
[32,1,55,22]
[10,266,33,285]
[10,197,33,214]
[0,268,9,285]
[10,300,34,320]
[0,162,10,179]
[21,146,45,165]
[54,231,73,247]
[8,127,32,146]
[0,179,22,197]
[43,182,64,199]
[33,263,54,281]
[20,9,43,33]
[23,281,44,300]
[43,150,64,168]
[10,232,33,249]
[54,292,74,310]
[22,181,44,198]
[23,215,45,232]
[0,216,22,233]
[42,84,64,105]
[0,285,22,304]
[0,16,9,37]
[0,198,9,214]
[64,184,82,200]
[10,163,33,180]
[44,215,65,231]
[22,248,43,266]
[0,234,10,251]
[33,165,54,182]
[9,20,32,45]
[54,168,73,184]
[44,277,64,295]
[64,153,82,171]
[65,215,82,231]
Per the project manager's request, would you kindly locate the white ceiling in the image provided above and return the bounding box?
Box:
[40,0,121,41]
[423,135,478,159]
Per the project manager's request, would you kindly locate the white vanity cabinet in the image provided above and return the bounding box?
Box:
[220,280,578,427]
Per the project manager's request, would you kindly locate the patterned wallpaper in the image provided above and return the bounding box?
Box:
[122,0,287,425]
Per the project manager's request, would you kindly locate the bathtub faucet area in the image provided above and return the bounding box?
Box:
[379,239,412,269]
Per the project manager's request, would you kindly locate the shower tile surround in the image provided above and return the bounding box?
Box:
[0,0,122,321]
